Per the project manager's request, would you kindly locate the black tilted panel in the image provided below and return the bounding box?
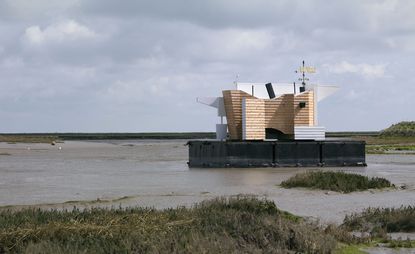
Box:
[265,83,276,99]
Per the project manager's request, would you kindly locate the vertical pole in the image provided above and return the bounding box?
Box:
[302,60,306,87]
[313,87,318,126]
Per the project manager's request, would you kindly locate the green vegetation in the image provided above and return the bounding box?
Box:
[324,122,415,154]
[361,136,415,154]
[366,144,415,154]
[280,171,392,193]
[380,121,415,137]
[358,135,415,154]
[342,206,415,235]
[0,196,338,254]
[361,122,415,154]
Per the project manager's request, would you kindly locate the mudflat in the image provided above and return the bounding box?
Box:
[0,140,414,224]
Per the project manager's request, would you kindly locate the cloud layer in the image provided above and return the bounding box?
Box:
[0,0,414,132]
[24,20,97,45]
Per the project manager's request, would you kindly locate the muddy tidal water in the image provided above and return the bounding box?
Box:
[1,140,414,224]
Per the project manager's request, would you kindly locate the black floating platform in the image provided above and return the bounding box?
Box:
[187,140,366,168]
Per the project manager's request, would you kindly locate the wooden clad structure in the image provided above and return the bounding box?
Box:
[223,90,315,140]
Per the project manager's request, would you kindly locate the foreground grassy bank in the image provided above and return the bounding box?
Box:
[0,197,337,253]
[1,197,413,253]
[280,171,392,193]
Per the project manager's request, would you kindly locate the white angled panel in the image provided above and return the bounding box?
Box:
[315,85,339,102]
[197,96,226,117]
[196,97,220,107]
[294,126,326,140]
[217,97,226,117]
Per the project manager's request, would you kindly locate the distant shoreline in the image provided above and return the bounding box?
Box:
[0,132,216,141]
[0,131,379,141]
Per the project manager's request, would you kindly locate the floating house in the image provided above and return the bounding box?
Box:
[197,82,338,141]
[188,63,366,168]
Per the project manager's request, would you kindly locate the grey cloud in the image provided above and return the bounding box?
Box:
[78,0,415,37]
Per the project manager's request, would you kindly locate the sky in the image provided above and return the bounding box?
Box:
[0,0,414,133]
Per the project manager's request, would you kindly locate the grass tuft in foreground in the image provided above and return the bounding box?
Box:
[342,205,415,236]
[0,196,337,254]
[280,171,392,193]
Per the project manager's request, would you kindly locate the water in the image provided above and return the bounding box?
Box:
[0,140,414,224]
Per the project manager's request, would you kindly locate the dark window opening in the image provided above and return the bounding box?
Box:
[265,128,294,140]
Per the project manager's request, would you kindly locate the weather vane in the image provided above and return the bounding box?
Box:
[295,60,316,87]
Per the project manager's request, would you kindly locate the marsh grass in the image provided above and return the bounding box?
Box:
[366,144,415,154]
[342,206,415,235]
[0,196,337,254]
[280,171,392,193]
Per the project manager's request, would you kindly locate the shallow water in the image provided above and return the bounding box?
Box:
[0,140,414,224]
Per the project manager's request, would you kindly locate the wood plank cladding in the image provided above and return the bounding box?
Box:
[223,90,315,140]
[223,90,254,140]
[264,94,295,135]
[243,98,265,140]
[294,91,314,126]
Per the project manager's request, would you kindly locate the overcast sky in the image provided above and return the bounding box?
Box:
[0,0,414,132]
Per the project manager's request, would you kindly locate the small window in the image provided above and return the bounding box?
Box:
[299,102,306,108]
